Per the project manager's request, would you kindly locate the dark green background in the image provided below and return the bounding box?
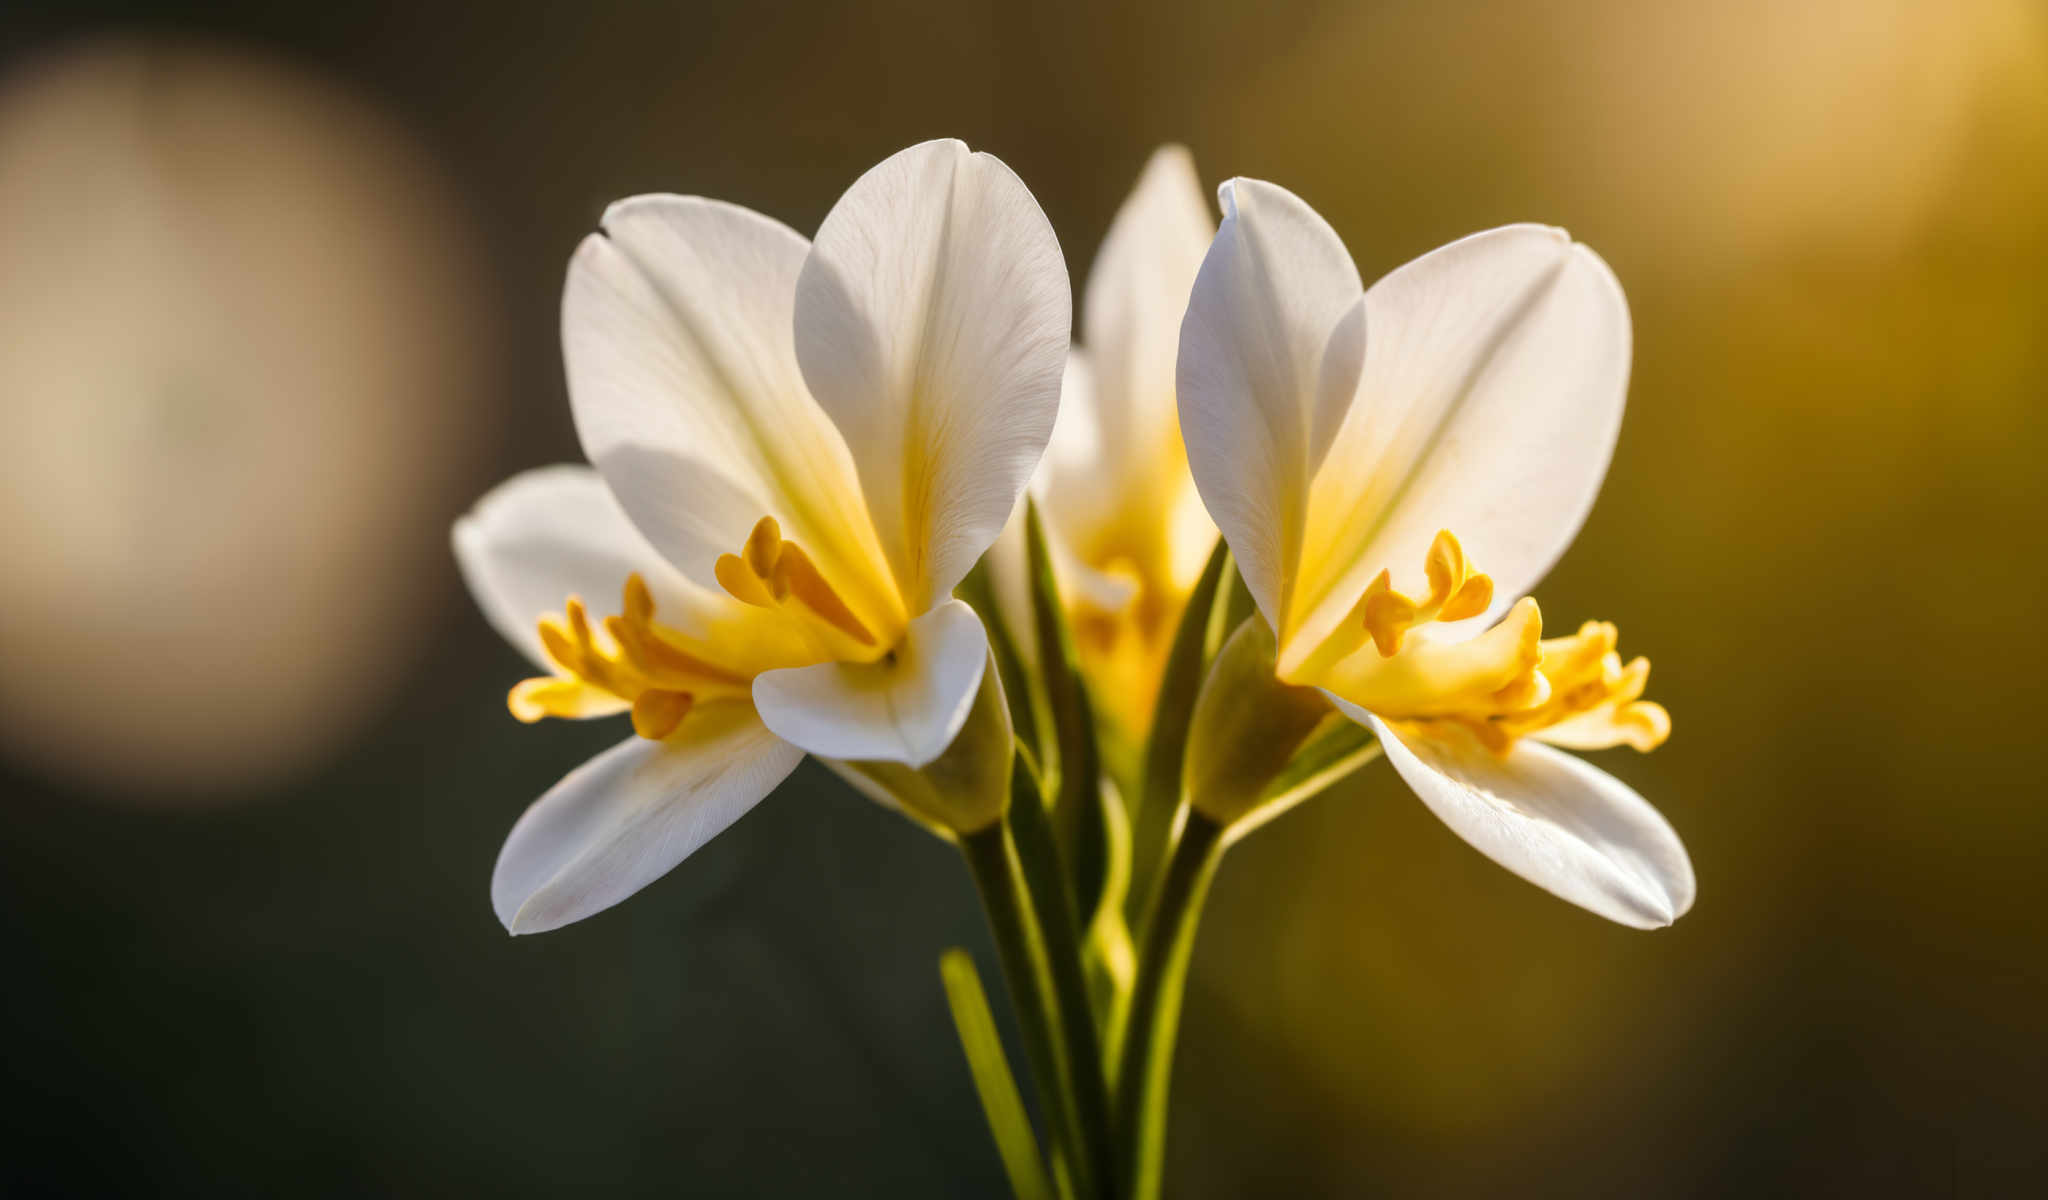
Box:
[4,1,2046,1194]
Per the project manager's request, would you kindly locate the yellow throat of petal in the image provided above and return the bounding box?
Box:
[714,516,895,661]
[510,574,755,741]
[1067,557,1177,739]
[1289,530,1671,757]
[509,516,904,744]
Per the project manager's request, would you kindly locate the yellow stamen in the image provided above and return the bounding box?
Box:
[630,689,695,741]
[1360,530,1496,656]
[1290,531,1669,757]
[1438,573,1493,623]
[508,573,754,741]
[1326,595,1547,717]
[771,541,875,646]
[715,552,776,608]
[1499,623,1672,753]
[716,515,877,647]
[1423,530,1467,608]
[606,575,748,692]
[1391,620,1671,756]
[508,676,622,723]
[1360,570,1419,657]
[744,515,782,579]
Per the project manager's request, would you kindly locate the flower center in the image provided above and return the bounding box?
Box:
[507,517,901,743]
[1290,530,1669,756]
[1288,530,1501,680]
[714,516,880,654]
[1448,619,1671,755]
[509,574,752,741]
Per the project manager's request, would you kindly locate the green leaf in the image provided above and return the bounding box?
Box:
[1001,755,1116,1193]
[1023,501,1113,938]
[1082,778,1135,1032]
[957,557,1046,772]
[939,948,1059,1200]
[1128,539,1234,909]
[1212,560,1256,654]
[1112,808,1228,1200]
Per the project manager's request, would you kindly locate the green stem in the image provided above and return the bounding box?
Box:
[1007,788,1116,1163]
[1114,807,1228,1200]
[939,948,1058,1200]
[961,821,1104,1200]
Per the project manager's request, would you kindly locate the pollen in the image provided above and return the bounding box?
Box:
[715,516,877,649]
[1396,619,1671,757]
[1295,530,1669,757]
[1493,621,1671,754]
[1359,530,1496,657]
[1292,530,1499,682]
[508,573,750,741]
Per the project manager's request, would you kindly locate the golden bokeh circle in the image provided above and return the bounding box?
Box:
[0,38,497,799]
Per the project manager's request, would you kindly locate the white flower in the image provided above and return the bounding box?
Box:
[1177,178,1693,928]
[453,140,1070,933]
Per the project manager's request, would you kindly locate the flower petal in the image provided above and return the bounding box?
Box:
[1357,709,1694,929]
[491,703,804,934]
[1176,178,1366,634]
[452,465,704,672]
[1288,226,1631,663]
[793,139,1070,612]
[1031,351,1114,551]
[1059,146,1217,585]
[1083,145,1213,459]
[751,598,989,767]
[1028,352,1148,611]
[562,195,897,629]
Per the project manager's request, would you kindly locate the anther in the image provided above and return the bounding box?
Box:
[1355,531,1497,659]
[1360,569,1419,657]
[513,579,755,741]
[715,514,877,647]
[630,689,694,740]
[743,516,783,579]
[537,618,582,676]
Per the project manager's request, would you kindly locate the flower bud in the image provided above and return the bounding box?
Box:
[1182,617,1338,828]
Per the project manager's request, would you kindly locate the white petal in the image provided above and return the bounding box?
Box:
[1176,178,1365,633]
[793,139,1070,612]
[491,704,804,934]
[1288,226,1631,663]
[1083,147,1213,449]
[1072,146,1214,539]
[1028,353,1144,613]
[562,196,893,624]
[986,490,1136,685]
[1030,351,1116,548]
[452,465,705,671]
[1360,711,1694,929]
[752,598,989,767]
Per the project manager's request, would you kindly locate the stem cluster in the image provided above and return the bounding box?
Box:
[958,787,1227,1200]
[937,516,1379,1199]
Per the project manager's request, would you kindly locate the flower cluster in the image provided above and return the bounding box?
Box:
[454,141,1693,1199]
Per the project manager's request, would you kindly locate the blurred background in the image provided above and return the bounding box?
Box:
[2,0,2044,1194]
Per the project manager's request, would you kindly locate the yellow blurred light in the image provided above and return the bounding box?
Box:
[0,39,495,799]
[1220,0,2048,271]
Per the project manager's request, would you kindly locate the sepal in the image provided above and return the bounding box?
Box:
[1182,616,1347,830]
[833,654,1017,836]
